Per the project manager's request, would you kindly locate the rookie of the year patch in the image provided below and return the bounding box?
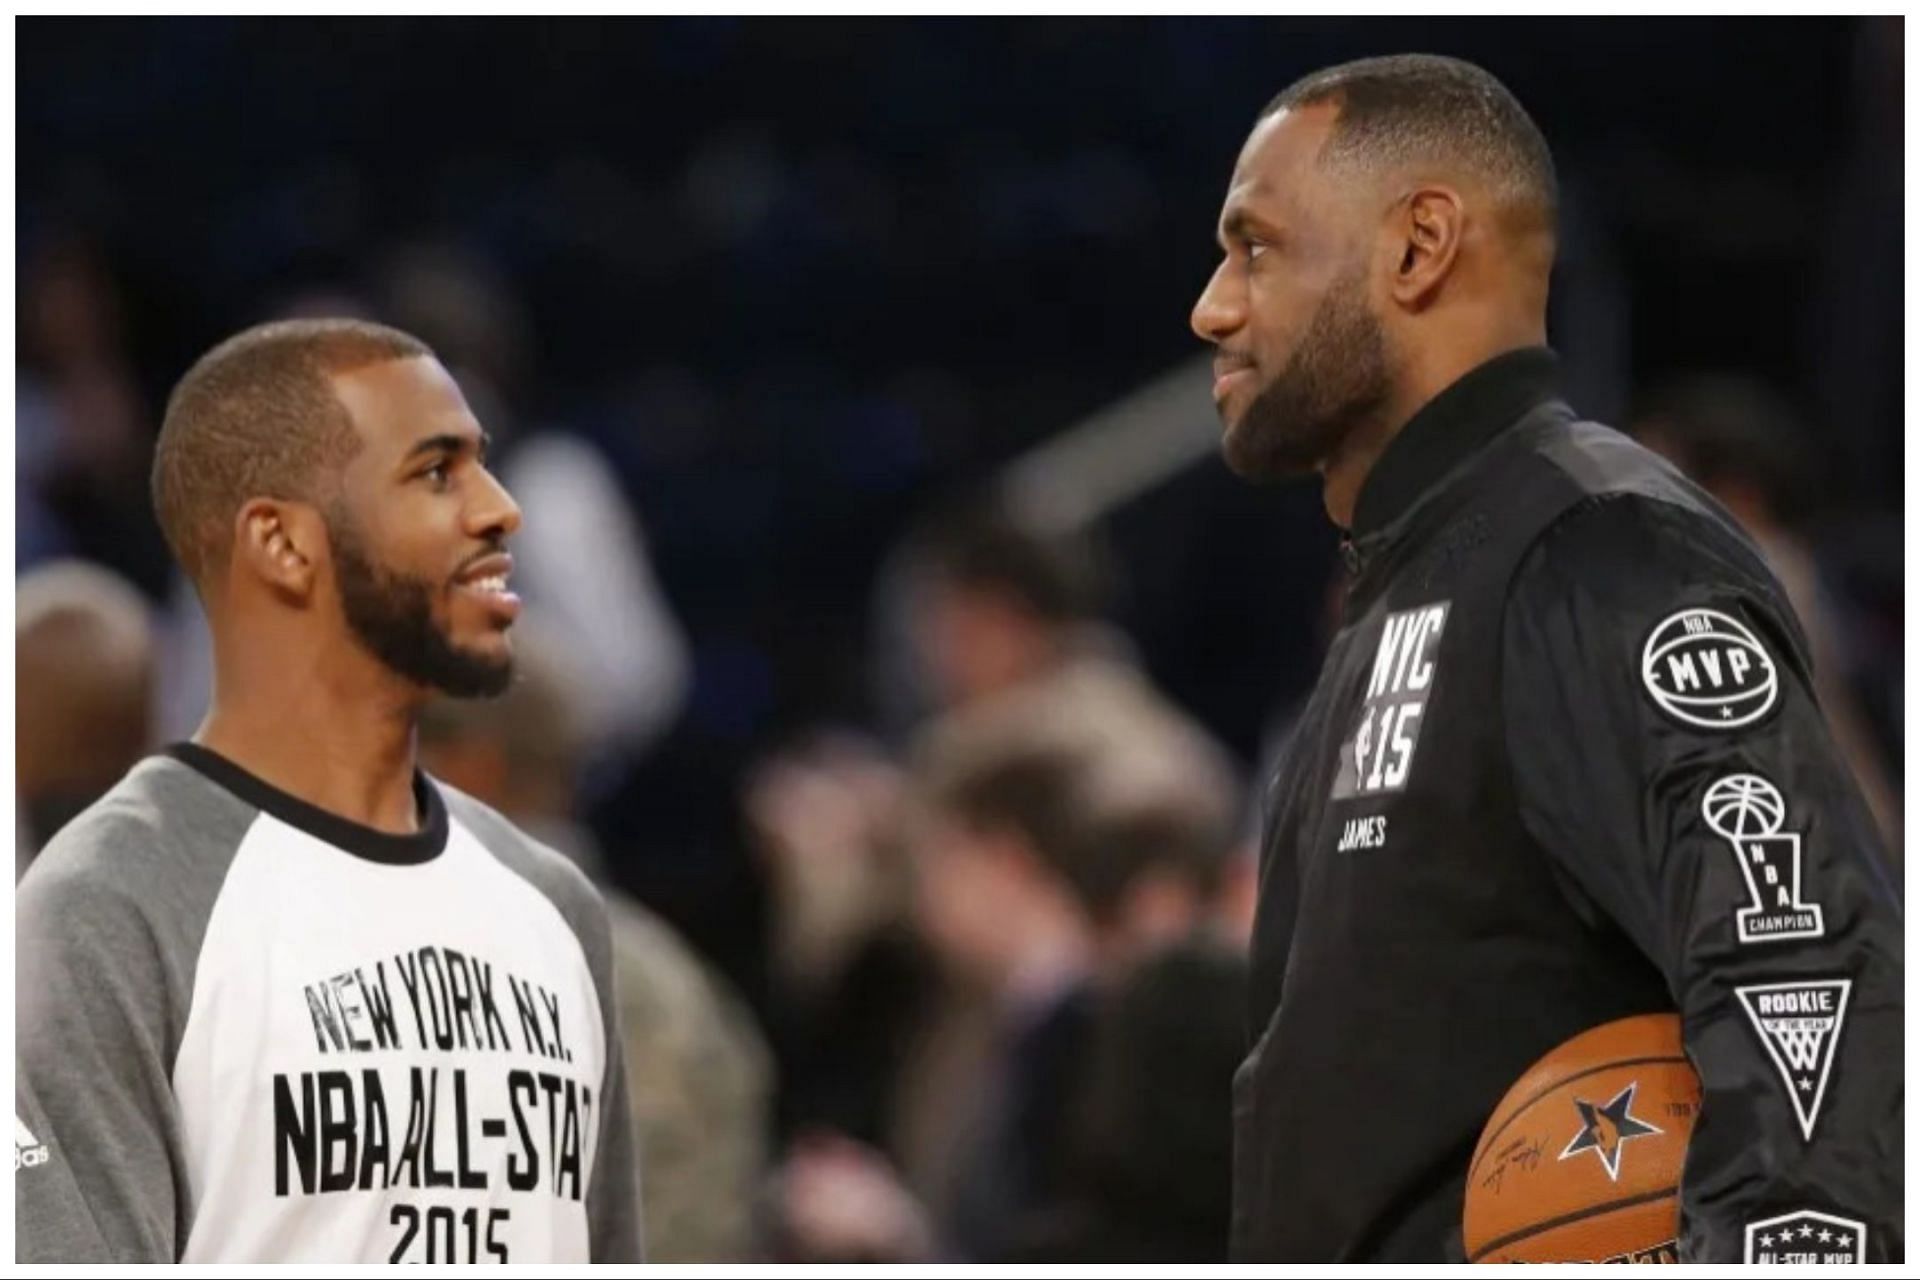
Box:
[1640,606,1778,730]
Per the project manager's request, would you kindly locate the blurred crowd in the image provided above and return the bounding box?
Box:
[16,15,1902,1263]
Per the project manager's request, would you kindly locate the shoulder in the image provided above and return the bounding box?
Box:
[18,756,253,1048]
[1521,415,1719,513]
[433,781,612,957]
[1501,485,1812,717]
[20,754,255,925]
[1506,439,1797,651]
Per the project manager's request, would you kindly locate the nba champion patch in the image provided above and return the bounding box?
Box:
[1640,607,1778,730]
[1744,1210,1866,1264]
[1702,773,1825,945]
[1331,601,1448,801]
[1735,979,1851,1141]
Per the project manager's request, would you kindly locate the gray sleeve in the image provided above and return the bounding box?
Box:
[439,789,646,1262]
[16,1069,112,1262]
[585,946,646,1263]
[15,763,252,1263]
[18,846,185,1261]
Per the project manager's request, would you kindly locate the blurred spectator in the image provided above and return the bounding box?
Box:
[17,237,170,596]
[880,501,1242,1249]
[16,560,155,876]
[746,732,939,1151]
[417,628,771,1262]
[1632,374,1901,849]
[765,1130,936,1263]
[910,732,1235,1259]
[1016,938,1248,1261]
[903,500,1240,831]
[899,495,1114,715]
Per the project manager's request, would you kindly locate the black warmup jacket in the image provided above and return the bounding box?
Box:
[1230,348,1902,1263]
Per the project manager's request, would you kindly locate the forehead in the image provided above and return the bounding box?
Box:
[1222,103,1342,224]
[328,355,478,456]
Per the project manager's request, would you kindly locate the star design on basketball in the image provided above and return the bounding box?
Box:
[1558,1081,1663,1182]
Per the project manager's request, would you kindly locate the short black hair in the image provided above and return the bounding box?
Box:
[910,498,1110,624]
[930,740,1230,922]
[1266,53,1557,231]
[152,317,433,586]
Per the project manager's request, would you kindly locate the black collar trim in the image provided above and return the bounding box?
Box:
[165,742,448,866]
[1350,346,1564,539]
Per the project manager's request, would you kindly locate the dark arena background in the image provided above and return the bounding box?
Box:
[16,16,1903,1263]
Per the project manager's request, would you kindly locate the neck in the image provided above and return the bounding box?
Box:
[1320,316,1546,530]
[197,624,427,835]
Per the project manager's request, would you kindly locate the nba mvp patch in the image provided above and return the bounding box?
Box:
[1735,979,1851,1141]
[1701,773,1825,945]
[1744,1210,1867,1264]
[1331,601,1448,801]
[1640,607,1779,730]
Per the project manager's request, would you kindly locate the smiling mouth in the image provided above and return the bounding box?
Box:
[452,554,521,623]
[1213,363,1256,400]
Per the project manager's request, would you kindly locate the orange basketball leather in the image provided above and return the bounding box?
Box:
[1464,1014,1700,1263]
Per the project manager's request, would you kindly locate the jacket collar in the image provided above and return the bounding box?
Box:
[1349,345,1564,541]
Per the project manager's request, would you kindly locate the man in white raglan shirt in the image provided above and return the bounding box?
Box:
[15,318,644,1262]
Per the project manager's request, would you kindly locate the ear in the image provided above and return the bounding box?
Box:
[1386,185,1467,310]
[234,498,324,599]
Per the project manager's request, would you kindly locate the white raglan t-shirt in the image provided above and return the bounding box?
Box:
[16,745,643,1263]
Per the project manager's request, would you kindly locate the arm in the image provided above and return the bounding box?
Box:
[579,893,645,1262]
[16,862,187,1261]
[16,1071,112,1262]
[1502,495,1902,1263]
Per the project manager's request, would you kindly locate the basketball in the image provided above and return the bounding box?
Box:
[1463,1014,1700,1263]
[1702,773,1787,840]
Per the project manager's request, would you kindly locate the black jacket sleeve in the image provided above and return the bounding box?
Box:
[1501,493,1902,1264]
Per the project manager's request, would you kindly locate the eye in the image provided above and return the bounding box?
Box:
[1247,240,1270,263]
[421,460,452,489]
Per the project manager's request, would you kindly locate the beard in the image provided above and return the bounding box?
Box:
[1221,264,1393,483]
[329,511,513,699]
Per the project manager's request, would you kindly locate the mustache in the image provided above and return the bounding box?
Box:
[450,540,509,582]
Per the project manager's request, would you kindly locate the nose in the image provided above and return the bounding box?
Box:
[467,465,523,541]
[1190,257,1246,345]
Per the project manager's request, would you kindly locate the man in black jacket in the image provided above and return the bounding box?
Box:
[1191,54,1902,1263]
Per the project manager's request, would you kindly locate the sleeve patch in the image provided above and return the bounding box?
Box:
[1640,607,1779,729]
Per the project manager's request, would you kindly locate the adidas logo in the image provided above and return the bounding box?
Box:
[15,1115,49,1171]
[1736,979,1851,1141]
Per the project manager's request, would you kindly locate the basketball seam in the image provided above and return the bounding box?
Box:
[1466,1187,1677,1262]
[1467,1054,1690,1180]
